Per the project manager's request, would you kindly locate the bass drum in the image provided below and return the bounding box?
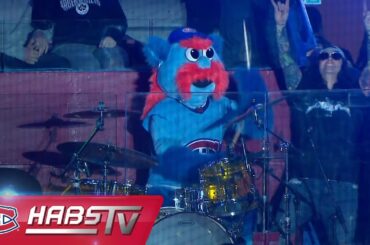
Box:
[147,212,234,245]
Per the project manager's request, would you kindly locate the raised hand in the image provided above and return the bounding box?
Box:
[363,0,370,32]
[31,30,50,55]
[271,0,290,27]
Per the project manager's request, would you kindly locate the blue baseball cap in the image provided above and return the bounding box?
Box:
[168,27,208,44]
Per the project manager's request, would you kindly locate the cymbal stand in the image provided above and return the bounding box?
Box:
[281,142,291,245]
[260,125,304,245]
[102,160,110,196]
[261,129,271,234]
[56,101,106,193]
[254,107,302,243]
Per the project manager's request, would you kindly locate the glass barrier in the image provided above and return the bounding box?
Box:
[0,0,314,72]
[0,93,140,196]
[1,89,369,243]
[124,89,369,244]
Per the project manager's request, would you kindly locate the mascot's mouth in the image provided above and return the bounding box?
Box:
[193,80,213,88]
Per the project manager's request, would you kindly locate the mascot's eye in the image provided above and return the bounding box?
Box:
[186,48,200,61]
[203,48,214,59]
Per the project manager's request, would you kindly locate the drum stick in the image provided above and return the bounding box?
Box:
[61,184,72,195]
[230,121,245,150]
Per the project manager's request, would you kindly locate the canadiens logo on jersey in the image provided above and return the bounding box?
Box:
[186,139,221,154]
[60,0,101,15]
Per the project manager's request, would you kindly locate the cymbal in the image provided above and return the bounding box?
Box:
[57,142,157,169]
[23,151,70,168]
[18,116,87,128]
[63,109,137,119]
[22,151,120,176]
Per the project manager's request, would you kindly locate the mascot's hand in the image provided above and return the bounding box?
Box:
[153,146,223,184]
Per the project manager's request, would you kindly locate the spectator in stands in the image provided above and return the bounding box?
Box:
[273,1,361,244]
[31,0,129,71]
[218,0,315,70]
[0,0,70,71]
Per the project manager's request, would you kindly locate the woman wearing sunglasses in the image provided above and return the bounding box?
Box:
[297,46,360,90]
[272,1,361,245]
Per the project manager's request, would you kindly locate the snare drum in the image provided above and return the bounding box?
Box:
[147,212,234,245]
[199,158,257,217]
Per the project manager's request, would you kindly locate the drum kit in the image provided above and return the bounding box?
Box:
[18,101,155,196]
[148,155,259,245]
[148,97,296,245]
[11,99,293,244]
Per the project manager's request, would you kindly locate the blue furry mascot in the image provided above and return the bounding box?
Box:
[141,26,270,198]
[142,27,270,244]
[142,27,238,198]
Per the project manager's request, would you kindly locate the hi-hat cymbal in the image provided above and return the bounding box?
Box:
[22,151,120,176]
[63,109,138,119]
[18,116,88,128]
[57,142,156,169]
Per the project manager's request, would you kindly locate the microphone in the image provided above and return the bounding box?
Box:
[97,101,105,130]
[252,103,264,128]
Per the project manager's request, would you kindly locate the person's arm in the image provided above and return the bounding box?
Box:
[271,0,302,90]
[363,5,370,67]
[30,0,54,55]
[99,0,128,48]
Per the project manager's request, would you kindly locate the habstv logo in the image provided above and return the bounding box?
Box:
[0,196,162,245]
[0,205,19,234]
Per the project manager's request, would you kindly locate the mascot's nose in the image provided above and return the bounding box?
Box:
[197,56,211,69]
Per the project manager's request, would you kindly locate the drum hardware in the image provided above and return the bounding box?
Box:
[52,102,155,195]
[174,187,205,213]
[18,115,88,175]
[52,101,108,194]
[109,180,147,195]
[280,142,291,245]
[255,112,306,245]
[306,128,348,235]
